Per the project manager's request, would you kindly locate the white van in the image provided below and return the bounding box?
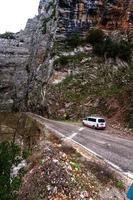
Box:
[82,116,106,130]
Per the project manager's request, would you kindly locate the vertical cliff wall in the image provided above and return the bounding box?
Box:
[0,0,57,112]
[0,0,133,119]
[0,37,29,111]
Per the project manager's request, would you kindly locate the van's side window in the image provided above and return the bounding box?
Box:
[88,118,96,122]
[98,119,105,123]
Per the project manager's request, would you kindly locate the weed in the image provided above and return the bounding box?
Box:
[22,149,31,160]
[70,161,81,171]
[115,180,125,190]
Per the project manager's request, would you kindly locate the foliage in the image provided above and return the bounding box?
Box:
[93,37,118,58]
[54,55,70,66]
[41,17,51,34]
[70,161,81,171]
[66,33,83,48]
[56,73,89,102]
[22,149,31,160]
[86,29,132,61]
[0,141,24,200]
[0,32,15,39]
[115,180,125,190]
[41,6,56,34]
[42,19,48,34]
[54,53,88,67]
[118,40,132,61]
[86,29,105,45]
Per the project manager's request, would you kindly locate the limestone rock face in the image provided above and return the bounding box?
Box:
[0,38,29,111]
[0,0,133,124]
[0,0,57,111]
[57,0,133,35]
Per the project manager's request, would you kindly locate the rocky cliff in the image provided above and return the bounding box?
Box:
[57,0,133,35]
[0,0,57,111]
[0,0,133,127]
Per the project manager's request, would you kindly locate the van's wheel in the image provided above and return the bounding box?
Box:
[96,124,99,130]
[92,125,95,129]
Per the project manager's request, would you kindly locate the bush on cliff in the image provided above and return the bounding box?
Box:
[87,29,132,61]
[0,32,15,39]
[86,29,105,45]
[54,55,70,66]
[118,40,132,61]
[66,33,83,48]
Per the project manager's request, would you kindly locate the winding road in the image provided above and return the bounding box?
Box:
[30,114,133,177]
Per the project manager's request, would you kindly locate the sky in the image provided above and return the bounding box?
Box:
[0,0,40,33]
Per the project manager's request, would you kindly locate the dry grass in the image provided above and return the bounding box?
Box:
[27,151,43,170]
[49,193,71,200]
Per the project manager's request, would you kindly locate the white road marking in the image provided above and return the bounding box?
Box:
[79,127,84,131]
[96,140,107,145]
[124,172,133,179]
[67,132,78,139]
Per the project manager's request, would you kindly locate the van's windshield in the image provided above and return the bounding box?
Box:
[98,119,105,123]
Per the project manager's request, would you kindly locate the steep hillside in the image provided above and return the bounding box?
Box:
[0,0,133,127]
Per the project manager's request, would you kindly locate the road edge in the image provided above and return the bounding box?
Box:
[28,113,133,185]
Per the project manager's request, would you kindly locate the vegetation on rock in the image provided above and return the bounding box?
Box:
[87,29,132,61]
[66,33,84,48]
[0,32,15,39]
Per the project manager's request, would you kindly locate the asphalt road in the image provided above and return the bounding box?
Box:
[31,114,133,174]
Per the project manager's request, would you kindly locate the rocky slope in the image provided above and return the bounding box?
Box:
[0,0,133,127]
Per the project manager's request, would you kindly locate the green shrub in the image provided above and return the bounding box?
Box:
[41,17,52,34]
[54,53,88,67]
[103,37,117,58]
[54,55,70,66]
[22,149,31,160]
[66,33,83,48]
[93,43,105,57]
[93,37,118,58]
[86,28,132,61]
[115,180,125,190]
[118,40,132,61]
[0,32,15,39]
[86,29,105,45]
